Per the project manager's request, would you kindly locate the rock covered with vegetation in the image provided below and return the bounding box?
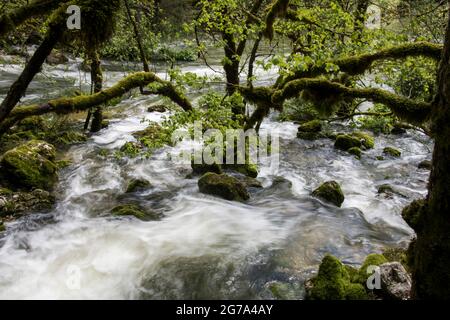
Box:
[312,181,345,207]
[0,140,58,191]
[198,173,250,202]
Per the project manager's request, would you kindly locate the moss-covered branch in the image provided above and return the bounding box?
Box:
[0,72,192,134]
[263,0,290,40]
[0,0,69,38]
[277,41,443,88]
[273,78,432,124]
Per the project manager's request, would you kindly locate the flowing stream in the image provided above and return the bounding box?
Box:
[0,52,432,299]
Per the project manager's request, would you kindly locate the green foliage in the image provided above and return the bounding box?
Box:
[355,104,396,134]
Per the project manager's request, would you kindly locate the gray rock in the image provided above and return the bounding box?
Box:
[380,262,412,300]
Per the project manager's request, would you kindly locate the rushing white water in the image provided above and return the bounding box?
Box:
[0,54,432,299]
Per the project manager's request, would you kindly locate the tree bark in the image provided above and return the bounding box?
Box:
[409,3,450,299]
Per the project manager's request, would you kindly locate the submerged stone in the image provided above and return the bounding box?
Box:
[418,160,432,170]
[198,173,250,202]
[348,147,362,159]
[126,179,152,193]
[0,140,58,190]
[147,105,168,113]
[352,132,375,150]
[111,204,160,221]
[312,181,345,207]
[383,147,401,158]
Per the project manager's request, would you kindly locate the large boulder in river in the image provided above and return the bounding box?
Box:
[334,134,362,151]
[312,181,345,207]
[379,262,412,300]
[0,140,58,191]
[198,173,250,202]
[297,120,324,140]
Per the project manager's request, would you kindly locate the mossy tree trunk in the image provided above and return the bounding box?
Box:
[88,50,104,133]
[410,4,450,299]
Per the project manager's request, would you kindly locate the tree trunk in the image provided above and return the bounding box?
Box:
[88,50,104,133]
[0,20,63,124]
[410,3,450,299]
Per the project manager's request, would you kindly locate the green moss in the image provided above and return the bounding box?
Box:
[377,184,395,194]
[0,140,58,190]
[352,132,375,149]
[402,199,426,232]
[345,283,369,300]
[0,221,5,232]
[312,181,345,207]
[356,254,387,284]
[119,142,143,158]
[335,134,362,151]
[198,173,250,202]
[56,159,72,169]
[268,282,298,300]
[111,204,160,221]
[191,160,223,176]
[298,120,322,133]
[383,147,401,158]
[53,131,87,146]
[225,163,259,178]
[348,147,362,159]
[383,248,408,270]
[309,255,349,300]
[126,179,152,193]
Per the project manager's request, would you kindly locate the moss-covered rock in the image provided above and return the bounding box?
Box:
[224,163,259,178]
[377,184,395,195]
[111,204,160,221]
[402,199,426,232]
[307,255,369,300]
[312,181,345,207]
[335,134,362,151]
[418,160,432,170]
[0,221,5,232]
[348,147,362,159]
[297,120,324,140]
[191,159,223,176]
[383,147,401,158]
[356,254,388,285]
[298,120,322,133]
[126,179,152,193]
[198,173,250,202]
[0,140,58,191]
[0,188,55,217]
[352,132,375,150]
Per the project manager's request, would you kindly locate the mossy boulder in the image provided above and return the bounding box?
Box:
[0,188,55,217]
[335,134,362,151]
[198,173,250,202]
[191,159,223,176]
[356,254,388,285]
[297,120,324,140]
[0,221,5,232]
[224,163,259,178]
[17,116,47,132]
[307,255,369,300]
[402,199,426,232]
[377,184,395,195]
[126,179,152,193]
[312,181,345,207]
[0,140,58,191]
[418,160,432,170]
[111,204,160,221]
[383,147,401,158]
[352,132,375,150]
[299,120,322,133]
[348,147,362,159]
